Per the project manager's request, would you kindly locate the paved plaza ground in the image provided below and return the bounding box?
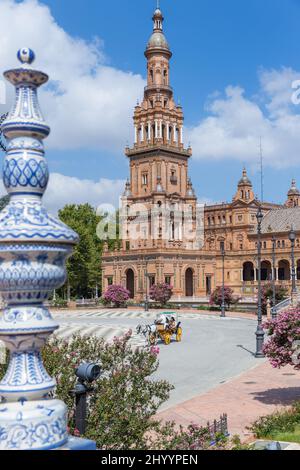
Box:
[52,308,300,440]
[158,361,300,440]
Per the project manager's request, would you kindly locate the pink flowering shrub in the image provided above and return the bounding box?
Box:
[210,286,237,309]
[150,346,160,356]
[149,283,173,306]
[0,332,233,449]
[102,284,130,307]
[263,308,300,370]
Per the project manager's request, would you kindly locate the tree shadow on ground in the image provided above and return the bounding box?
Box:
[251,387,300,405]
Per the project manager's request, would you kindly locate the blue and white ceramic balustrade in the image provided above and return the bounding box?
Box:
[0,48,81,450]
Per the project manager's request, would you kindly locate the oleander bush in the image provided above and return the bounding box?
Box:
[102,284,130,308]
[249,402,300,438]
[209,286,238,310]
[0,332,172,449]
[263,308,300,369]
[149,283,173,307]
[0,332,240,450]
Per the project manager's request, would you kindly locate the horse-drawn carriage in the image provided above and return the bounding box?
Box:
[137,312,182,346]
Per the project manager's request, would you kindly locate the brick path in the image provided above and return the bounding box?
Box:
[157,361,300,441]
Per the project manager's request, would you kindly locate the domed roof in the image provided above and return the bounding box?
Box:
[154,8,163,18]
[147,31,169,50]
[146,6,171,55]
[288,179,300,196]
[238,168,252,186]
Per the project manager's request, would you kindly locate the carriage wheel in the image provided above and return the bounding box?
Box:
[149,333,157,346]
[164,333,171,345]
[176,327,182,342]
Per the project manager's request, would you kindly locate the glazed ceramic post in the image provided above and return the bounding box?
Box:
[0,48,78,450]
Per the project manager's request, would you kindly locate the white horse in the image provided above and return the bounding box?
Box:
[136,323,157,345]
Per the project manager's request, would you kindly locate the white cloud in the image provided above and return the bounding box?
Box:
[44,173,125,214]
[186,67,300,169]
[0,0,145,152]
[0,173,125,214]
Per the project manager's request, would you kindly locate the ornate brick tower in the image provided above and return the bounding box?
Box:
[123,6,196,249]
[102,6,209,301]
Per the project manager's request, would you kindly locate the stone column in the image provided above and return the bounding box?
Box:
[141,123,144,142]
[166,122,170,141]
[173,124,177,143]
[180,126,183,144]
[134,125,138,144]
[0,48,95,450]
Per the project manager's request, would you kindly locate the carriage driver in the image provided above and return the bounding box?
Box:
[155,314,168,328]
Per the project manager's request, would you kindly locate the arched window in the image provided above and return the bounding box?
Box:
[170,169,177,184]
[155,68,161,85]
[150,69,153,83]
[163,69,168,85]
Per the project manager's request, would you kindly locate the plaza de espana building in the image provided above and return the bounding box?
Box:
[101,7,300,302]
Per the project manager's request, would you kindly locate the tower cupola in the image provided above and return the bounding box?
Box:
[234,168,254,202]
[286,179,300,207]
[145,7,171,58]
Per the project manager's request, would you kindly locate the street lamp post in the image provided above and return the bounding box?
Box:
[220,241,226,318]
[255,206,265,358]
[271,235,277,319]
[289,226,297,303]
[144,257,149,312]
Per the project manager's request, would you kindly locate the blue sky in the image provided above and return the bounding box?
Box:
[2,0,300,210]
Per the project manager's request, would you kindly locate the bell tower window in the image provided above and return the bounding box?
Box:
[170,170,177,185]
[163,69,168,85]
[150,69,153,83]
[142,173,148,186]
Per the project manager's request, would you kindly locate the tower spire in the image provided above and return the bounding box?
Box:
[153,3,164,32]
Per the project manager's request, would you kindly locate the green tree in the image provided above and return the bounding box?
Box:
[261,282,289,315]
[57,204,121,299]
[58,204,103,299]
